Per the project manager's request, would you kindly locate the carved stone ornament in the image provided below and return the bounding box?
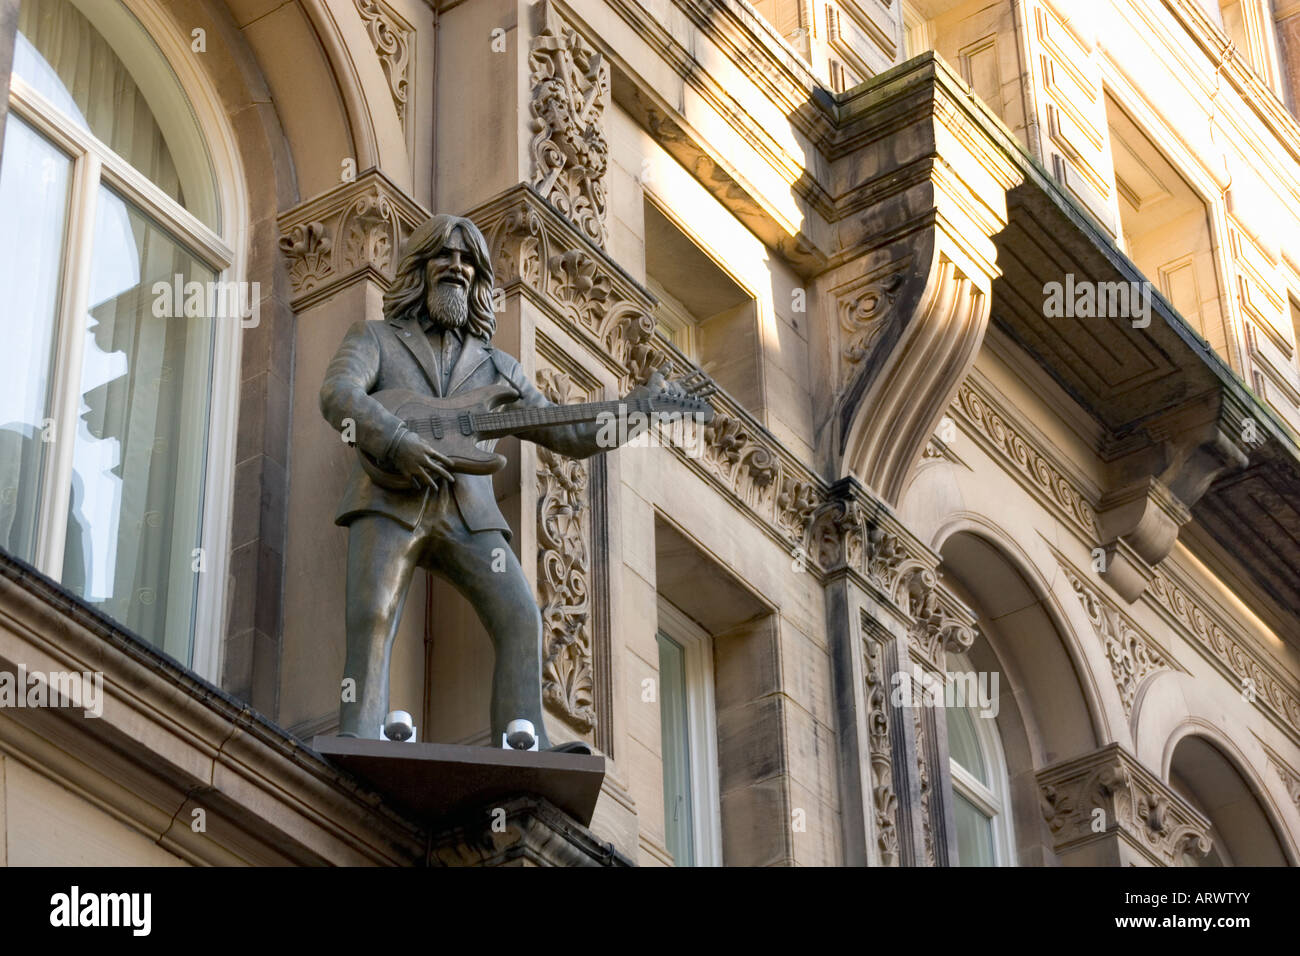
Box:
[862,625,899,866]
[957,376,1300,745]
[277,171,427,310]
[1064,565,1171,716]
[1037,743,1213,866]
[836,262,908,376]
[529,1,610,247]
[536,368,597,733]
[355,0,413,133]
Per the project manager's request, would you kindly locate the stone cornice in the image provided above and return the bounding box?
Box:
[0,552,426,865]
[1037,742,1213,866]
[277,168,430,310]
[1146,563,1300,746]
[950,374,1102,541]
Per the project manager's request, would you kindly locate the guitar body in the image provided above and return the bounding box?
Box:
[358,384,519,490]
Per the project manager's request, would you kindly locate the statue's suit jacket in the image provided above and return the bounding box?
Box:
[320,313,603,536]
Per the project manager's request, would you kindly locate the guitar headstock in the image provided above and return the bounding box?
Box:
[645,369,717,422]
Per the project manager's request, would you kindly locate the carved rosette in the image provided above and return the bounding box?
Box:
[355,0,412,133]
[535,367,597,733]
[1037,744,1213,866]
[529,2,609,247]
[1064,566,1170,716]
[277,171,427,310]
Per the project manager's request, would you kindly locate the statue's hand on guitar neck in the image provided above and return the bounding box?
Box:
[625,368,718,409]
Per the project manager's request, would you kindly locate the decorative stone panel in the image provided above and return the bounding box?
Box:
[529,0,609,248]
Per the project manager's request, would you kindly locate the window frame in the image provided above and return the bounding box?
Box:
[946,651,1016,866]
[4,0,246,681]
[656,596,723,867]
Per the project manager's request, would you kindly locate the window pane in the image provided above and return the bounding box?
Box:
[0,114,71,564]
[657,632,695,866]
[947,703,988,785]
[954,791,995,866]
[15,0,219,228]
[63,187,214,662]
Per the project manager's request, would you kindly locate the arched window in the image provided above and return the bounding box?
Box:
[946,650,1016,866]
[1,0,239,671]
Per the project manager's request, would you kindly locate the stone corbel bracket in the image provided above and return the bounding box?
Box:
[277,169,429,311]
[1096,391,1254,602]
[821,56,1020,505]
[1037,742,1213,866]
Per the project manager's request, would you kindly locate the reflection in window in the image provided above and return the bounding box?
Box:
[13,0,218,228]
[0,115,70,564]
[62,191,214,662]
[1,0,226,666]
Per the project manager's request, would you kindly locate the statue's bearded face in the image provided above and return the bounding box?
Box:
[424,227,474,330]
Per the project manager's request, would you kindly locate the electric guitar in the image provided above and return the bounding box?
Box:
[357,382,715,490]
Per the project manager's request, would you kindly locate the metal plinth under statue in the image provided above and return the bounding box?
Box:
[310,212,712,862]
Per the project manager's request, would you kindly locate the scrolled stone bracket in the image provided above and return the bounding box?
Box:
[1096,392,1254,602]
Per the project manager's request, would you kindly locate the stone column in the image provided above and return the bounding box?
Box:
[814,477,977,866]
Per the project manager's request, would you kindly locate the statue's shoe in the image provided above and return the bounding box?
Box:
[544,740,593,755]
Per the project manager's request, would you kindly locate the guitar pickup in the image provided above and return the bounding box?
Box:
[458,412,474,436]
[429,416,444,439]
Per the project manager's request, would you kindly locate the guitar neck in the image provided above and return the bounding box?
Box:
[472,398,654,437]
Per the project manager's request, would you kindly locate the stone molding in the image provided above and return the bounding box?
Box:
[534,364,599,736]
[1037,743,1213,866]
[1147,566,1300,744]
[951,372,1300,746]
[950,377,1101,539]
[277,169,429,310]
[813,478,977,658]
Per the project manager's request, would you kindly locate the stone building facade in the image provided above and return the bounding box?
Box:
[0,0,1297,866]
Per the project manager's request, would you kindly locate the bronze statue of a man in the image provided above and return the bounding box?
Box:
[320,214,702,749]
